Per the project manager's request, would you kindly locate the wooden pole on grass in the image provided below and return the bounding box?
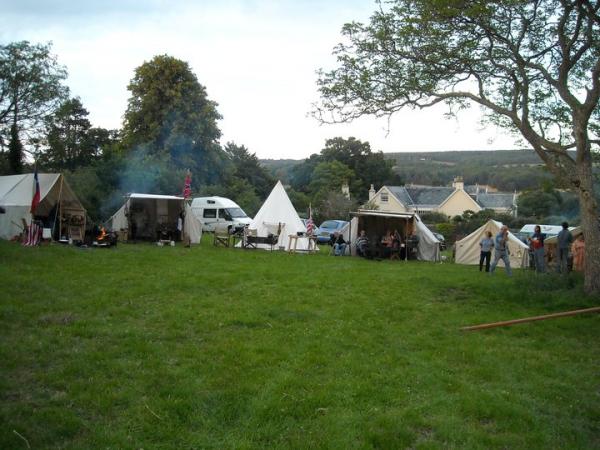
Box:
[461,306,600,332]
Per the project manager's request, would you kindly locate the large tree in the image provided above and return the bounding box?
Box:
[40,97,115,170]
[316,0,600,294]
[0,41,68,172]
[122,54,224,186]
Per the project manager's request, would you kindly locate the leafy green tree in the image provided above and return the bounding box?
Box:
[224,142,275,199]
[290,137,399,200]
[309,160,355,198]
[40,98,115,170]
[0,41,68,172]
[289,153,322,192]
[316,190,358,223]
[517,190,561,219]
[320,137,397,195]
[121,55,224,186]
[7,124,23,173]
[316,1,600,293]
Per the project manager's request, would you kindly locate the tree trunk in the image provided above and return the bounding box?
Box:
[576,158,600,295]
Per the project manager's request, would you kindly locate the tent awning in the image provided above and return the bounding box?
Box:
[351,209,415,219]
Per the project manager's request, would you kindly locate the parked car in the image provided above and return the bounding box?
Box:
[316,220,348,244]
[433,232,447,251]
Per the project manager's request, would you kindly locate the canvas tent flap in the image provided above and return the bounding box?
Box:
[107,201,129,231]
[414,214,441,262]
[238,181,308,251]
[455,219,529,268]
[184,203,202,244]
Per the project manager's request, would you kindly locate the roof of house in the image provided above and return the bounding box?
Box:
[386,185,455,208]
[475,193,515,209]
[384,184,515,210]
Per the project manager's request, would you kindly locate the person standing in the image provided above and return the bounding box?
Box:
[479,231,494,272]
[490,225,512,276]
[355,230,370,258]
[571,234,585,272]
[528,225,546,273]
[556,222,573,273]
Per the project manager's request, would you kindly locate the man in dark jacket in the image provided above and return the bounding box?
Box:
[556,222,573,273]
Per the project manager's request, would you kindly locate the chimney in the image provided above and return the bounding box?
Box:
[368,184,376,200]
[341,181,350,199]
[452,176,464,190]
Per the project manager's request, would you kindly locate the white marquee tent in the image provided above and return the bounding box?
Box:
[241,180,309,251]
[347,210,441,261]
[107,193,202,244]
[455,219,529,268]
[0,173,86,240]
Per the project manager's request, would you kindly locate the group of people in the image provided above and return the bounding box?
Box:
[350,229,419,259]
[479,222,585,275]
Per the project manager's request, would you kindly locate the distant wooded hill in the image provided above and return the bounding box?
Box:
[261,149,558,192]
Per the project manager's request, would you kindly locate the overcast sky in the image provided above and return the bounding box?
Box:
[2,0,519,159]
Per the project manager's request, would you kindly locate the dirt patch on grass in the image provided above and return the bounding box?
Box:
[38,313,76,326]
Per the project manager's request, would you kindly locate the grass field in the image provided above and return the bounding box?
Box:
[1,239,599,449]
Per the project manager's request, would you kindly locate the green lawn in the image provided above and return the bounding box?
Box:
[1,240,599,449]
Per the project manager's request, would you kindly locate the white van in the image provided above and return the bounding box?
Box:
[519,224,564,238]
[190,196,251,232]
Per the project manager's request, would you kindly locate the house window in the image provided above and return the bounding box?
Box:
[203,208,217,218]
[381,193,389,202]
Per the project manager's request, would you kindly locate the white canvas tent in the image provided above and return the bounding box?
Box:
[107,193,200,242]
[455,219,529,268]
[348,210,441,261]
[0,173,86,240]
[240,181,309,251]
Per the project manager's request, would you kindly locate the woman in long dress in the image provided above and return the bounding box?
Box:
[571,234,585,272]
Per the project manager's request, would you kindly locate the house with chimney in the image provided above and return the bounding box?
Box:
[368,177,518,217]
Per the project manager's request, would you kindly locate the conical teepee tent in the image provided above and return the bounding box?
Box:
[244,181,308,251]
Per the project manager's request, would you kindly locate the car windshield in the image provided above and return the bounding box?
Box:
[225,208,248,218]
[320,221,340,229]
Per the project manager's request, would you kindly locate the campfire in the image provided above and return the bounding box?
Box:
[93,226,117,247]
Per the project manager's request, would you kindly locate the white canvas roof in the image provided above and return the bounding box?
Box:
[242,181,308,250]
[129,193,184,200]
[455,219,529,268]
[0,173,85,240]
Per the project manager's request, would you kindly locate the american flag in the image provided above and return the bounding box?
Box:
[306,204,315,236]
[22,221,41,246]
[182,170,192,199]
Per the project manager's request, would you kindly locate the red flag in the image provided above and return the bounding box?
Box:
[182,170,192,199]
[30,168,40,214]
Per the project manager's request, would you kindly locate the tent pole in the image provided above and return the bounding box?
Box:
[52,175,64,240]
[58,176,64,239]
[461,306,600,332]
